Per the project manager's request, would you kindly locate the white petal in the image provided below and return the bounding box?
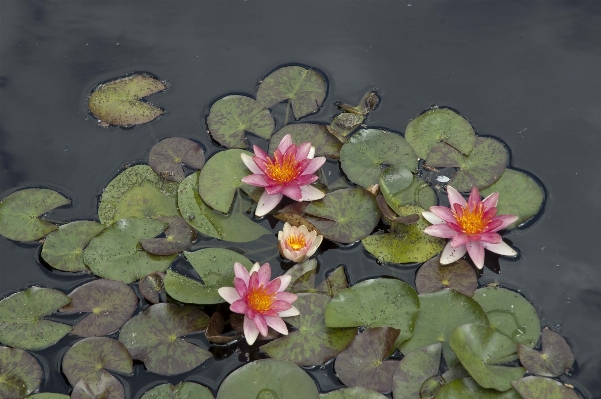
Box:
[482,241,517,257]
[240,153,262,174]
[264,316,289,335]
[307,146,316,159]
[440,241,467,264]
[255,191,283,217]
[422,211,444,224]
[300,185,325,201]
[249,262,261,274]
[277,274,292,291]
[218,287,241,304]
[243,316,260,345]
[278,306,300,317]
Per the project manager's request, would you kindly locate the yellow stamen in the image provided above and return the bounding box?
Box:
[247,286,276,312]
[454,203,488,234]
[286,234,307,251]
[265,152,300,184]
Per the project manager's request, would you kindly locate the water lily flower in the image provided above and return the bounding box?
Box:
[278,222,323,263]
[218,262,299,345]
[422,186,519,269]
[241,134,326,217]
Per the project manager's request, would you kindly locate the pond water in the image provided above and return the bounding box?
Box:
[1,1,600,398]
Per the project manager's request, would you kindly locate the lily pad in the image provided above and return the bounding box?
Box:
[325,278,419,346]
[320,387,388,399]
[70,372,125,399]
[139,272,165,304]
[149,137,205,182]
[399,289,489,366]
[141,382,215,399]
[392,343,442,398]
[512,376,580,399]
[256,65,327,119]
[269,124,343,158]
[164,248,253,304]
[303,188,380,244]
[334,327,400,393]
[415,257,478,297]
[261,293,356,366]
[98,165,179,225]
[206,312,238,344]
[40,220,105,272]
[285,259,319,291]
[315,266,349,297]
[0,287,71,350]
[340,129,418,188]
[435,377,522,399]
[88,74,165,126]
[328,113,365,140]
[450,323,525,391]
[62,337,132,386]
[0,188,70,241]
[0,347,42,399]
[425,138,508,191]
[118,303,211,375]
[379,166,413,196]
[29,394,70,399]
[207,95,275,148]
[60,279,138,337]
[518,328,574,377]
[274,203,320,234]
[381,173,437,212]
[140,216,196,255]
[480,169,544,229]
[404,108,476,160]
[83,218,175,283]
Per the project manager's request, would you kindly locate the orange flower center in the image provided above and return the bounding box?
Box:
[453,203,489,235]
[265,152,301,184]
[247,286,276,313]
[286,234,307,251]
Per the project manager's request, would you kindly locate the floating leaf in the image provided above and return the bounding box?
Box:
[140,216,196,255]
[207,95,274,148]
[320,387,388,399]
[392,343,442,398]
[98,165,179,225]
[480,169,544,229]
[0,287,71,350]
[415,257,478,297]
[62,337,132,386]
[340,129,417,188]
[139,272,165,304]
[141,382,215,399]
[404,108,476,160]
[206,312,238,344]
[118,303,210,375]
[256,65,327,119]
[285,259,318,290]
[60,279,138,337]
[40,221,105,272]
[325,278,419,346]
[148,137,205,182]
[70,372,125,399]
[0,347,42,399]
[261,293,356,366]
[382,173,437,212]
[216,359,319,399]
[400,289,489,366]
[88,74,165,126]
[269,124,342,158]
[328,112,365,140]
[303,188,380,244]
[0,188,70,241]
[435,377,522,399]
[379,166,413,196]
[83,218,175,283]
[450,323,525,391]
[512,376,580,399]
[335,327,400,393]
[315,266,349,297]
[337,91,380,115]
[518,328,574,377]
[274,202,320,234]
[29,394,70,399]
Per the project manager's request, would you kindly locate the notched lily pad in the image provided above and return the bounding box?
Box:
[0,346,42,399]
[392,343,442,398]
[512,376,580,399]
[88,74,165,127]
[518,328,574,377]
[41,220,105,272]
[149,137,206,181]
[139,272,165,304]
[140,216,197,255]
[415,257,478,297]
[320,387,388,399]
[269,124,343,158]
[141,382,215,399]
[70,372,125,399]
[0,188,70,242]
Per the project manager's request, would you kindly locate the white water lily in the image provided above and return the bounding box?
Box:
[277,222,323,263]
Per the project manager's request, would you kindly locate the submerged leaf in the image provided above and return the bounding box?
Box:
[141,382,215,399]
[269,124,342,158]
[140,216,197,255]
[205,312,238,344]
[41,220,105,272]
[148,137,206,182]
[138,272,165,304]
[518,328,574,377]
[0,347,42,399]
[512,376,580,399]
[415,257,478,297]
[392,343,442,398]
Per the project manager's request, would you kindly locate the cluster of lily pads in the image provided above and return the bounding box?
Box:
[0,64,579,399]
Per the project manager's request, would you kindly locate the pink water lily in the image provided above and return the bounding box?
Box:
[218,262,299,345]
[422,186,519,269]
[241,134,326,217]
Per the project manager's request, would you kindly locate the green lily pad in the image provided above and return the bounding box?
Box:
[0,188,70,242]
[40,220,105,272]
[0,347,42,399]
[140,216,196,255]
[207,95,275,148]
[83,218,175,283]
[399,289,489,367]
[118,303,210,375]
[392,343,442,398]
[141,382,215,399]
[480,169,544,229]
[164,248,253,304]
[415,257,478,297]
[362,206,445,264]
[60,279,138,337]
[216,359,319,399]
[319,387,388,399]
[139,272,165,304]
[261,293,356,366]
[450,323,525,391]
[340,129,418,188]
[88,74,165,126]
[148,137,206,182]
[274,203,320,234]
[303,188,380,244]
[62,337,132,386]
[335,327,400,393]
[315,266,349,297]
[28,394,70,399]
[518,328,574,377]
[426,137,508,191]
[98,165,179,225]
[381,173,438,212]
[0,287,71,350]
[256,65,327,120]
[327,113,365,140]
[178,172,270,241]
[435,377,522,399]
[512,376,580,399]
[285,259,319,292]
[70,372,125,399]
[379,166,413,196]
[473,287,541,360]
[269,124,343,158]
[325,278,419,346]
[404,108,476,160]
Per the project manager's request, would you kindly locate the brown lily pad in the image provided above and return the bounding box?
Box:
[518,328,574,377]
[139,272,165,304]
[140,216,197,255]
[149,137,205,182]
[415,257,478,297]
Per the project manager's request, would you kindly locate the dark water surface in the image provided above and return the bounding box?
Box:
[1,1,600,397]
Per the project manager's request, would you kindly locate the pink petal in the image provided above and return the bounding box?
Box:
[249,271,260,291]
[482,191,499,211]
[301,157,326,175]
[241,153,262,174]
[241,174,270,187]
[278,306,300,317]
[234,277,248,298]
[265,184,284,195]
[450,233,470,248]
[477,232,502,244]
[218,287,241,304]
[278,134,293,153]
[483,207,497,220]
[282,185,303,201]
[253,313,269,336]
[230,299,248,314]
[264,277,282,295]
[446,186,466,207]
[276,274,292,292]
[270,300,293,312]
[253,145,269,161]
[466,241,485,269]
[429,206,457,224]
[283,143,298,160]
[467,187,481,210]
[440,241,467,264]
[276,291,298,303]
[264,316,289,335]
[293,174,319,186]
[243,316,260,345]
[488,215,519,232]
[254,158,270,174]
[296,142,312,160]
[423,224,457,239]
[256,263,272,287]
[300,185,325,201]
[255,191,283,217]
[234,262,250,285]
[422,211,444,224]
[482,241,517,257]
